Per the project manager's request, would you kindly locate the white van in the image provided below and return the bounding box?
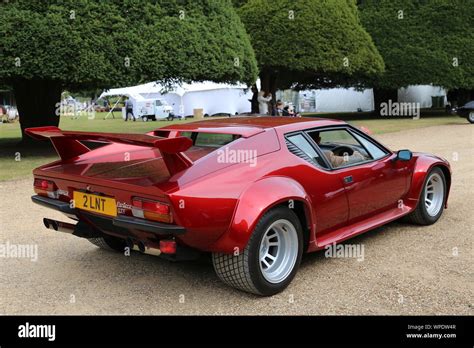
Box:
[154,99,175,121]
[122,97,175,121]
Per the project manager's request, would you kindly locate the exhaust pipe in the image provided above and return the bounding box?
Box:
[43,219,161,256]
[43,218,76,234]
[127,238,161,257]
[140,245,162,257]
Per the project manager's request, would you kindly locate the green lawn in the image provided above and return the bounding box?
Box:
[349,116,465,134]
[0,112,466,181]
[0,112,188,141]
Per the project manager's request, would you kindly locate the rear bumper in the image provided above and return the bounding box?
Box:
[31,195,186,236]
[32,194,75,214]
[113,215,186,235]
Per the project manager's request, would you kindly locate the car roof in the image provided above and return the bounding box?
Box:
[158,116,346,137]
[463,101,474,108]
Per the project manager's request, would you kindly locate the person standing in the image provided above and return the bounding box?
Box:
[258,90,272,115]
[249,84,259,114]
[274,100,284,116]
[124,97,135,122]
[0,105,6,123]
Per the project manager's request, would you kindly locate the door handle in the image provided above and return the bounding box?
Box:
[343,175,353,184]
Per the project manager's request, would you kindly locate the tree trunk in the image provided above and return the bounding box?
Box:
[373,88,398,117]
[259,69,278,115]
[447,88,474,107]
[12,79,63,143]
[260,69,271,94]
[269,72,278,104]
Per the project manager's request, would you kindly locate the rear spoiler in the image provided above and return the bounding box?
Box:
[25,126,193,175]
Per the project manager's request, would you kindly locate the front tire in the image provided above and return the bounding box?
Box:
[212,206,303,296]
[468,111,474,124]
[406,167,446,225]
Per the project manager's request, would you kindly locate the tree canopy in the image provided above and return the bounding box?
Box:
[359,0,474,90]
[0,0,258,138]
[236,0,385,92]
[0,0,258,88]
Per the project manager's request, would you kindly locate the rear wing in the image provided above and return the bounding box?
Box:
[25,126,193,175]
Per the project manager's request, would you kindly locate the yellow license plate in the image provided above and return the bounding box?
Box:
[73,191,117,217]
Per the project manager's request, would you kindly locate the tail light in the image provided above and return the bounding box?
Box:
[34,179,59,198]
[131,198,173,223]
[159,240,177,254]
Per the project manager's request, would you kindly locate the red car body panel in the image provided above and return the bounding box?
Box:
[27,117,451,255]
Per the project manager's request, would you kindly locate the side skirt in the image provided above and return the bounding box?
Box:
[307,205,412,252]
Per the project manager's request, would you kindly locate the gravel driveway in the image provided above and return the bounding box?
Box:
[0,124,472,315]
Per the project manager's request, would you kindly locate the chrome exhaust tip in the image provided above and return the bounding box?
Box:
[129,239,161,257]
[43,218,74,234]
[43,218,58,231]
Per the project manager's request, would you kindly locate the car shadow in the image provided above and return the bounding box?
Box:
[300,219,410,268]
[70,218,418,303]
[81,245,262,300]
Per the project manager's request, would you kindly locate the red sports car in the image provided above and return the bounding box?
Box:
[27,117,451,296]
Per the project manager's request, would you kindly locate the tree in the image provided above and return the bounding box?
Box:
[0,0,258,140]
[359,0,474,109]
[236,0,384,107]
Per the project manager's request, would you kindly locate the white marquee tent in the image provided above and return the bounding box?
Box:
[298,88,374,113]
[295,85,447,113]
[398,85,447,108]
[100,81,447,117]
[99,81,253,117]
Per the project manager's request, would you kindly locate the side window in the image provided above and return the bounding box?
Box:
[286,134,328,168]
[306,129,371,169]
[351,132,388,160]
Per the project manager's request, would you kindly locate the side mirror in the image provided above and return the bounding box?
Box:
[395,149,413,161]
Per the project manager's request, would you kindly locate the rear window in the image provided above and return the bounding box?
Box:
[180,132,239,147]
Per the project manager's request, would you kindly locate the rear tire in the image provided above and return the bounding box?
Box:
[212,206,303,296]
[405,167,446,225]
[88,235,127,252]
